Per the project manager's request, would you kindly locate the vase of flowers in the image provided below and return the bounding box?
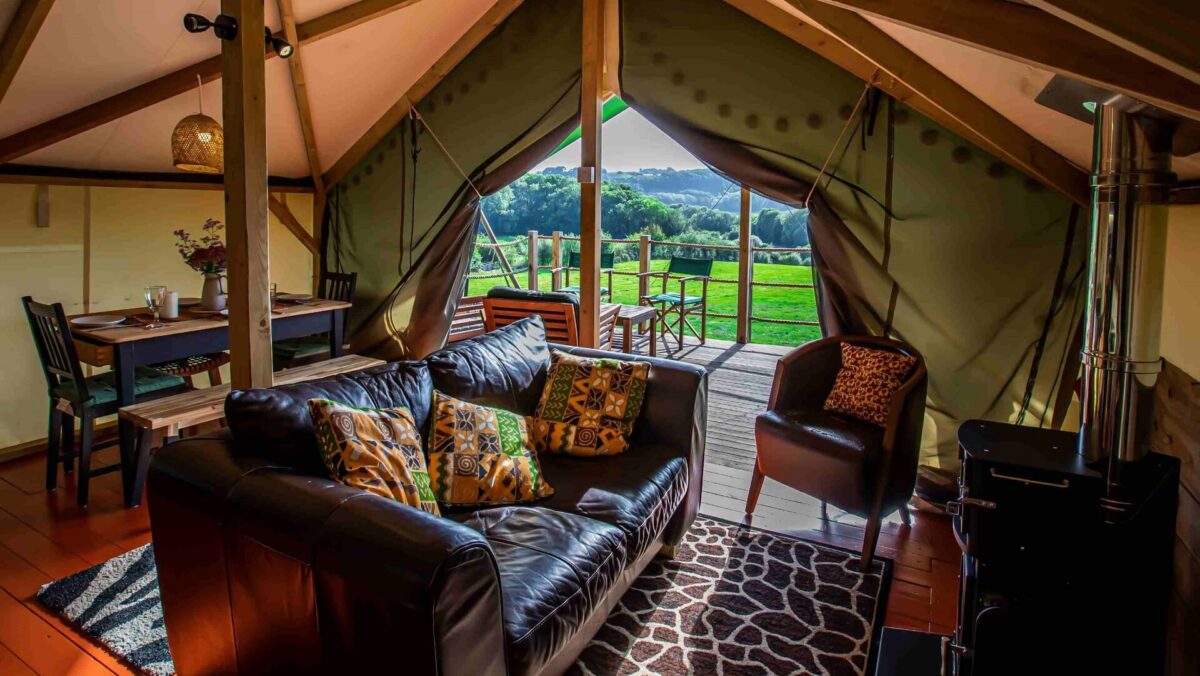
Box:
[175,219,228,310]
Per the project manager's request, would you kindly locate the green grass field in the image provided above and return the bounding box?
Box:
[466,259,822,347]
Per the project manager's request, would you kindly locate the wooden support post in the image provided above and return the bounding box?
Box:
[551,230,563,290]
[527,230,539,290]
[311,191,325,295]
[638,233,651,300]
[736,186,753,344]
[223,0,273,389]
[578,0,605,348]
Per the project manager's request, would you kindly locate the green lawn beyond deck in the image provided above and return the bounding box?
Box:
[466,260,822,347]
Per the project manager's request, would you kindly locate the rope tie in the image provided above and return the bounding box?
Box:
[803,70,879,208]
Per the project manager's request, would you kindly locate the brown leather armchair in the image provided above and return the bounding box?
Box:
[746,335,927,572]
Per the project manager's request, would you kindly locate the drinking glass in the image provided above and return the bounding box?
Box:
[144,285,167,329]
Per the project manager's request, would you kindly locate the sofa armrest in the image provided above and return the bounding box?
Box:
[551,344,708,546]
[149,433,507,676]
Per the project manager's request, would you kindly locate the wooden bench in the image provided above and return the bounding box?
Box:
[118,353,385,507]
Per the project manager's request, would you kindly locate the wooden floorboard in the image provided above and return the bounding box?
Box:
[0,338,958,673]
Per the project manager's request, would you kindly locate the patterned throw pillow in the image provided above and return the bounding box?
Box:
[427,391,554,506]
[307,399,439,516]
[822,343,917,427]
[531,350,651,456]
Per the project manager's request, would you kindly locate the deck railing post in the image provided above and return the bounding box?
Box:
[551,230,563,290]
[638,233,651,299]
[527,229,539,290]
[736,186,753,344]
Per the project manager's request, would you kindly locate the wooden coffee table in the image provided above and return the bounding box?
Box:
[613,304,657,356]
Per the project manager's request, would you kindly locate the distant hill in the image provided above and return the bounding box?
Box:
[538,167,796,214]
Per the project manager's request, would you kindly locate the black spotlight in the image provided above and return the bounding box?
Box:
[183,13,238,40]
[265,29,294,58]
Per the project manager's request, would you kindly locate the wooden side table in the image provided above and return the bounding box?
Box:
[613,304,657,356]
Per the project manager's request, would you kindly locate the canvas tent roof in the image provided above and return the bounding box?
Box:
[0,0,1196,185]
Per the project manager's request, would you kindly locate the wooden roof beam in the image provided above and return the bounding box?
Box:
[269,194,319,254]
[277,0,324,197]
[779,0,1089,205]
[0,0,425,165]
[1026,0,1200,88]
[812,0,1200,122]
[324,0,526,187]
[0,0,55,106]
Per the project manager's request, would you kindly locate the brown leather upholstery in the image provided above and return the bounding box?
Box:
[747,335,927,571]
[149,316,708,675]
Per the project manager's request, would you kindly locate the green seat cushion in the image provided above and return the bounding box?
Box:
[52,367,186,406]
[559,285,610,295]
[643,292,704,305]
[273,335,331,359]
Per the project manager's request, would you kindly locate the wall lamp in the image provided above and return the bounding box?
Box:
[182,13,294,59]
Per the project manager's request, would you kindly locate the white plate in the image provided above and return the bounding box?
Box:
[70,314,127,328]
[178,297,202,307]
[276,293,313,303]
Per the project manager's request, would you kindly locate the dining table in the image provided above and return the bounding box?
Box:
[69,297,351,467]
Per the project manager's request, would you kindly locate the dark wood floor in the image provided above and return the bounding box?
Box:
[0,338,959,673]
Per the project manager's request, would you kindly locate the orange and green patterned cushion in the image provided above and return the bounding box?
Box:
[307,398,439,516]
[428,391,553,506]
[823,343,917,427]
[531,349,650,457]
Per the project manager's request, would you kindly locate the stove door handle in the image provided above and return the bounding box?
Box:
[989,468,1070,489]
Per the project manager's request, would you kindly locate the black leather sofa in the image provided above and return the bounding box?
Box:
[147,316,708,675]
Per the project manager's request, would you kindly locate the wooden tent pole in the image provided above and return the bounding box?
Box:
[479,211,521,289]
[223,0,273,388]
[578,0,605,348]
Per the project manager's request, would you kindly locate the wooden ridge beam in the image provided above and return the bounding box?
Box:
[779,0,1089,205]
[1026,0,1200,88]
[813,0,1200,122]
[0,0,424,165]
[323,0,525,187]
[0,0,54,106]
[269,193,319,255]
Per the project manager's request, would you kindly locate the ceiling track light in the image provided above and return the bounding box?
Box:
[183,13,238,41]
[265,29,294,58]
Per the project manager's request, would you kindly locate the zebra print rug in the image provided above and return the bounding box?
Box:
[36,544,172,675]
[37,519,889,675]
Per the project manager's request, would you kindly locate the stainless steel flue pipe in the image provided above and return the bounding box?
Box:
[1077,96,1176,473]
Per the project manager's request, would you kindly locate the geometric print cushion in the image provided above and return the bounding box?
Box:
[531,349,650,457]
[427,391,553,507]
[822,342,917,427]
[306,399,440,516]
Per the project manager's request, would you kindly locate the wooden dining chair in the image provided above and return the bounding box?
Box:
[555,251,615,298]
[273,270,358,368]
[22,297,190,507]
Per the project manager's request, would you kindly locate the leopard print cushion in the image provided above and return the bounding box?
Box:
[822,343,917,427]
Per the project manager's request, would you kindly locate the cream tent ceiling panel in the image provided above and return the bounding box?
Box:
[302,0,498,175]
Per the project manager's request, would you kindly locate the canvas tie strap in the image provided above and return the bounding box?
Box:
[803,71,879,208]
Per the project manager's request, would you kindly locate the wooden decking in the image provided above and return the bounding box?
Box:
[0,339,958,674]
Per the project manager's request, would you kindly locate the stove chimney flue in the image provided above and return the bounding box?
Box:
[1078,96,1175,474]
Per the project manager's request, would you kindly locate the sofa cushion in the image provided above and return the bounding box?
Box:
[428,391,554,506]
[457,507,625,675]
[225,361,432,476]
[425,315,550,416]
[535,443,688,566]
[531,349,650,457]
[823,342,916,426]
[307,399,439,515]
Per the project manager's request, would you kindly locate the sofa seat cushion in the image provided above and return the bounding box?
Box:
[535,443,688,566]
[457,507,626,676]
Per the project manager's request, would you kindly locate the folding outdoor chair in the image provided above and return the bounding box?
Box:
[639,255,714,351]
[554,251,615,299]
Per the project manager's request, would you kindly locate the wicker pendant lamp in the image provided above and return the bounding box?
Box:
[172,76,224,174]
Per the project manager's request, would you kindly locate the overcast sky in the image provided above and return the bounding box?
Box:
[535,109,706,172]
